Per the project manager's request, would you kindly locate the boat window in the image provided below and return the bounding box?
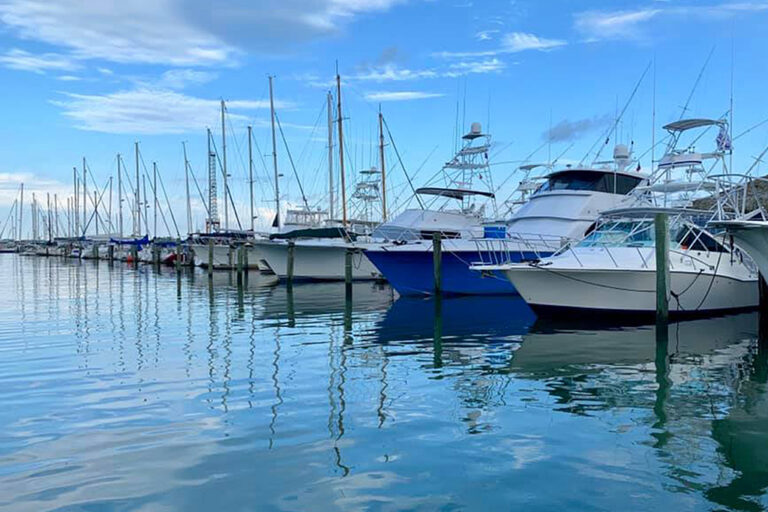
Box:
[675,227,728,253]
[420,230,461,240]
[537,171,642,195]
[580,221,654,247]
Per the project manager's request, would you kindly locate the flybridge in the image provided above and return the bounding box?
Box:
[415,187,495,200]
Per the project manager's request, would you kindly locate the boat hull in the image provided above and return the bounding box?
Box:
[365,243,547,296]
[255,240,380,281]
[504,265,758,316]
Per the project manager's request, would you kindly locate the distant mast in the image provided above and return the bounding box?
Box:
[182,142,192,235]
[327,91,335,220]
[269,76,280,229]
[220,99,228,231]
[248,125,254,232]
[378,106,387,222]
[117,154,123,238]
[336,70,347,227]
[207,128,220,233]
[135,142,141,236]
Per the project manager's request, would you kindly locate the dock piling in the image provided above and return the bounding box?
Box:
[345,248,353,296]
[432,232,442,295]
[655,213,670,324]
[287,241,295,286]
[207,239,214,278]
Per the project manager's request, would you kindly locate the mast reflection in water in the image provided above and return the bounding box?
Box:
[0,254,767,511]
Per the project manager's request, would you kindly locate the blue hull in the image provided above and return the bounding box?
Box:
[365,248,549,296]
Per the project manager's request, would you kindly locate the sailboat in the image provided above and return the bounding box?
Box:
[253,72,383,281]
[474,118,759,316]
[188,101,258,270]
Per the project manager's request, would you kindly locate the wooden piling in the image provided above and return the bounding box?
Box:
[108,244,114,262]
[432,232,442,295]
[655,213,669,324]
[175,243,181,271]
[345,247,353,296]
[287,240,295,284]
[207,239,214,277]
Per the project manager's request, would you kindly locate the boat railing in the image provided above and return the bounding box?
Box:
[471,232,568,266]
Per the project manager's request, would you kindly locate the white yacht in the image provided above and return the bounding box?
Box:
[365,139,649,295]
[473,118,759,315]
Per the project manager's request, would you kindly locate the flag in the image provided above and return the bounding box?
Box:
[716,126,732,152]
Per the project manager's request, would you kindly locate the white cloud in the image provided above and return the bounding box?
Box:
[0,171,72,210]
[575,3,768,42]
[475,29,499,41]
[434,31,566,58]
[444,58,505,77]
[351,64,438,82]
[56,74,81,81]
[364,91,444,101]
[0,0,237,66]
[500,32,567,52]
[51,88,292,135]
[0,0,410,65]
[574,9,661,41]
[156,69,218,90]
[0,48,78,73]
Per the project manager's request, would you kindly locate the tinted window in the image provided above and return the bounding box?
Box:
[538,171,642,195]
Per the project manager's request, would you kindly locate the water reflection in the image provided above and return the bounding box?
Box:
[0,254,767,511]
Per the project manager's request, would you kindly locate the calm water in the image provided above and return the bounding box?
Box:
[1,254,767,511]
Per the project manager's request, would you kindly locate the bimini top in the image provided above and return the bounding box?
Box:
[415,187,495,200]
[663,118,725,133]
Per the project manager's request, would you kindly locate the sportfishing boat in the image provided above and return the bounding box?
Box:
[473,118,759,316]
[364,132,648,296]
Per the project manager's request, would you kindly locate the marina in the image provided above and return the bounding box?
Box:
[4,0,768,509]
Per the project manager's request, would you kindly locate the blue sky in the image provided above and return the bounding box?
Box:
[1,0,768,236]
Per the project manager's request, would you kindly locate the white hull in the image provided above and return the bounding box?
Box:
[714,221,768,286]
[255,239,381,280]
[190,243,261,270]
[502,247,758,314]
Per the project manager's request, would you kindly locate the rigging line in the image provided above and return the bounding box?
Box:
[585,60,652,165]
[382,116,424,209]
[80,178,111,235]
[209,134,243,230]
[84,161,113,233]
[679,45,716,121]
[183,151,211,218]
[137,153,171,235]
[0,199,17,238]
[157,168,181,238]
[734,116,768,141]
[143,166,173,237]
[275,112,311,212]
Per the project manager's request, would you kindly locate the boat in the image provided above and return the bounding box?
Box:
[364,134,648,296]
[254,74,385,281]
[473,118,759,316]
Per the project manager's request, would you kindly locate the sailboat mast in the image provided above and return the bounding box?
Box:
[327,91,335,220]
[378,107,387,222]
[135,142,141,235]
[47,193,51,242]
[142,174,148,235]
[82,158,87,235]
[54,194,58,238]
[336,71,347,227]
[248,125,254,232]
[19,183,24,240]
[220,99,229,231]
[183,142,192,235]
[107,177,112,235]
[269,76,280,228]
[94,190,99,236]
[117,155,123,238]
[153,162,158,238]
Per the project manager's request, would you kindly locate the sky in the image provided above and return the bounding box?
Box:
[1,0,768,237]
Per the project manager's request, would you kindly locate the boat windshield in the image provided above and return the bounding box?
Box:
[578,218,729,252]
[536,170,642,195]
